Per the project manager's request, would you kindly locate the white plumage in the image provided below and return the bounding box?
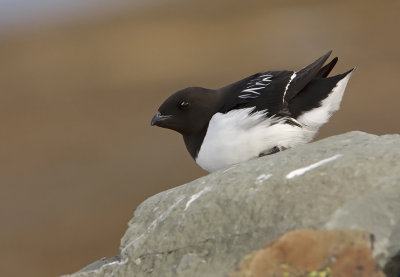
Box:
[196,108,308,172]
[297,71,353,128]
[196,71,353,172]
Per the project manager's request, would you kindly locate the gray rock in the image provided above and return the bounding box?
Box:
[75,256,121,274]
[64,131,400,277]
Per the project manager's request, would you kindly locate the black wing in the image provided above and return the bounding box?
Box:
[218,51,336,117]
[284,51,332,102]
[218,70,294,116]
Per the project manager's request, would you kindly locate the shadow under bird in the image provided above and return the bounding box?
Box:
[151,51,354,172]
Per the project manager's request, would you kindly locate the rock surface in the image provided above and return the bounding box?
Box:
[231,229,384,277]
[64,131,400,277]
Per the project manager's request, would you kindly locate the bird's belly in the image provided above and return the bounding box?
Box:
[195,110,312,172]
[196,134,259,172]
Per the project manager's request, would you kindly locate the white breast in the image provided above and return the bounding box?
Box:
[195,71,353,172]
[195,108,312,172]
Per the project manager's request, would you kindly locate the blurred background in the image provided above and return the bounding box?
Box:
[0,0,399,276]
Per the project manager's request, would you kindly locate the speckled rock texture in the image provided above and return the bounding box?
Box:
[65,131,400,277]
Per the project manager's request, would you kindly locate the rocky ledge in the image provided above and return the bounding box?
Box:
[64,131,400,277]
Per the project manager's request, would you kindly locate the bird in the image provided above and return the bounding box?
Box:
[151,51,354,172]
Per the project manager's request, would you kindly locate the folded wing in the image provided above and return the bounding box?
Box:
[218,51,353,123]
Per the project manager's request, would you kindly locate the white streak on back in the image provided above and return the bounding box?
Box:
[261,74,273,82]
[282,72,297,103]
[286,154,343,179]
[238,73,273,99]
[241,87,263,94]
[238,94,259,99]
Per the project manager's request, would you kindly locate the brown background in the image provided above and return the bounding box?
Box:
[0,0,399,276]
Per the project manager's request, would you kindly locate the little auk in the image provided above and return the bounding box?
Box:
[151,51,354,172]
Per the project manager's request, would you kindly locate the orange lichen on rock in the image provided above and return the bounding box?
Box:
[231,229,385,277]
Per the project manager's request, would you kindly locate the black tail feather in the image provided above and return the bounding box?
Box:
[288,69,353,118]
[316,57,338,78]
[284,51,332,102]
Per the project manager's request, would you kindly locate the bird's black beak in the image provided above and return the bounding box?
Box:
[151,111,171,126]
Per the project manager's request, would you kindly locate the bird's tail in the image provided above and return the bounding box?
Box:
[284,51,333,102]
[289,69,355,129]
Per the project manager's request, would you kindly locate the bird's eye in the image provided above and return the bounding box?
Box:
[178,101,189,110]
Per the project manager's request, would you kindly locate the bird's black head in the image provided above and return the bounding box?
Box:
[151,87,218,135]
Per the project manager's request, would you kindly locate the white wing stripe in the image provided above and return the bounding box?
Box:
[282,72,297,103]
[239,73,273,99]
